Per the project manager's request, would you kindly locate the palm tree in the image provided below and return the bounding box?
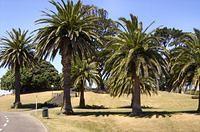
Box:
[0,28,35,108]
[172,28,200,112]
[72,59,100,108]
[106,14,167,115]
[35,0,100,114]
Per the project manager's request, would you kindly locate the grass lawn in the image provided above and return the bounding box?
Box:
[0,91,199,132]
[0,91,62,111]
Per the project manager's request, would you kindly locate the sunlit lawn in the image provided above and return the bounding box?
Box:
[34,91,200,132]
[0,91,62,112]
[0,91,199,132]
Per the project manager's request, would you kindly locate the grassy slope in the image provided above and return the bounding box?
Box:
[0,91,199,132]
[0,91,61,111]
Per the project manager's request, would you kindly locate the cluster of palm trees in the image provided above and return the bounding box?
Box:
[0,0,199,115]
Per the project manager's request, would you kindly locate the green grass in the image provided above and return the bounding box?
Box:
[0,91,199,132]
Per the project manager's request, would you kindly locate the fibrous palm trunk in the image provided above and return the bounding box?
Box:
[131,73,142,115]
[98,68,106,91]
[61,47,73,115]
[197,82,200,112]
[13,65,22,108]
[79,80,85,108]
[99,78,105,91]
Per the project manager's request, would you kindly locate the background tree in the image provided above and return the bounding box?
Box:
[154,27,183,48]
[94,9,118,91]
[72,58,100,108]
[83,5,118,91]
[106,14,167,115]
[0,28,35,108]
[172,28,200,112]
[35,0,100,114]
[0,70,14,91]
[154,27,183,91]
[1,61,60,92]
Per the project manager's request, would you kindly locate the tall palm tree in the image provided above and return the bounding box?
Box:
[35,0,100,114]
[106,14,167,115]
[72,59,100,108]
[0,28,35,108]
[172,28,200,112]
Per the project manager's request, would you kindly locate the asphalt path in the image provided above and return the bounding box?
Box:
[0,112,47,132]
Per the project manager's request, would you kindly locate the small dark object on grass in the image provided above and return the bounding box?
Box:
[42,107,49,118]
[191,95,199,99]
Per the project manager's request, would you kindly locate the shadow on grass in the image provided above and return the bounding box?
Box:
[19,103,58,109]
[73,110,199,118]
[20,103,199,119]
[118,105,154,109]
[75,105,153,110]
[74,105,108,109]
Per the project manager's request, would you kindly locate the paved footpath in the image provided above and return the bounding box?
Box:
[0,112,47,132]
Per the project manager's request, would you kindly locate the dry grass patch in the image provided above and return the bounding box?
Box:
[0,91,199,131]
[31,91,199,132]
[0,91,62,111]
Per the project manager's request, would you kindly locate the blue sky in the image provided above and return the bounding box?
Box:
[0,0,200,77]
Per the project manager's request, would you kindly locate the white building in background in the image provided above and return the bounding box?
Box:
[0,90,13,96]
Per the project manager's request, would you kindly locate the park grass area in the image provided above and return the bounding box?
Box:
[0,91,62,111]
[0,91,199,131]
[34,91,199,132]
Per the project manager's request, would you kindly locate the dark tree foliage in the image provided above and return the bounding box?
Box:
[171,29,200,112]
[83,5,118,90]
[154,27,183,91]
[154,27,183,48]
[1,61,60,93]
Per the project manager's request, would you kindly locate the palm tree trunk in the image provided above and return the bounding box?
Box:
[131,93,133,107]
[98,68,105,91]
[197,82,200,112]
[131,75,142,115]
[13,65,22,108]
[61,48,73,115]
[178,88,182,94]
[99,79,105,91]
[79,80,85,108]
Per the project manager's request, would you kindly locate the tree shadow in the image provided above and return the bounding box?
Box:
[19,103,58,109]
[74,105,108,109]
[118,105,154,109]
[73,111,130,117]
[134,110,200,118]
[73,110,199,118]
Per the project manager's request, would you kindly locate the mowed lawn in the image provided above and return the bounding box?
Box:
[0,91,199,132]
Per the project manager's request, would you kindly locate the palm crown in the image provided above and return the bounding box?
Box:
[0,28,34,70]
[106,14,166,96]
[72,59,100,88]
[172,29,200,90]
[35,0,100,60]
